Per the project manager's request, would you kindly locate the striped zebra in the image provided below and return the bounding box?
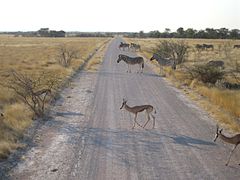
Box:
[119,42,130,51]
[117,54,144,73]
[150,53,176,75]
[206,60,224,69]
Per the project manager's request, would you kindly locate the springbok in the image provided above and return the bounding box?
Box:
[213,125,240,166]
[117,54,144,73]
[120,99,156,129]
[150,53,176,75]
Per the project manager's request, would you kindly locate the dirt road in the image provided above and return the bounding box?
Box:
[5,37,240,180]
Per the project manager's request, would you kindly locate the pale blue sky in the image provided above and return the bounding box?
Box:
[0,0,239,32]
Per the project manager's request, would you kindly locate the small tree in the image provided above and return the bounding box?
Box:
[4,70,60,118]
[56,45,79,67]
[153,40,189,65]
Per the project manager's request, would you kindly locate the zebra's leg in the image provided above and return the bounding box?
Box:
[138,64,141,73]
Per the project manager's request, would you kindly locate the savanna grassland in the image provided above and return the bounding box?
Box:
[125,38,240,132]
[0,35,110,159]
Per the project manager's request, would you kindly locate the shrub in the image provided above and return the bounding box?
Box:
[188,64,224,84]
[56,45,79,67]
[153,40,189,64]
[3,70,60,118]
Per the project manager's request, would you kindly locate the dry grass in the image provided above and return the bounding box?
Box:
[125,37,240,132]
[0,36,110,158]
[84,39,110,71]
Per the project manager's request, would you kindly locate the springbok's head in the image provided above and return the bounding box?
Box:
[120,98,127,109]
[150,54,157,61]
[117,55,123,63]
[213,125,223,142]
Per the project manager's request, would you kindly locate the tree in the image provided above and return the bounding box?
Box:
[149,30,161,38]
[205,28,218,39]
[56,45,79,67]
[176,27,185,38]
[139,31,145,38]
[217,28,229,39]
[229,29,240,39]
[153,40,189,64]
[185,28,196,38]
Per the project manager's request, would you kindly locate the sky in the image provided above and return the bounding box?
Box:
[0,0,239,32]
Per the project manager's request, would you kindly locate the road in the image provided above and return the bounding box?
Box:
[6,37,240,180]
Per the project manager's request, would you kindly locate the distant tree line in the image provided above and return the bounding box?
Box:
[67,32,114,37]
[1,28,66,37]
[126,28,240,39]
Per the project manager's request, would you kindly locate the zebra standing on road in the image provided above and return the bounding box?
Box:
[150,53,176,75]
[119,42,130,51]
[117,54,144,73]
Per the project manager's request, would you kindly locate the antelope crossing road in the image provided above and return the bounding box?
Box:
[6,37,240,180]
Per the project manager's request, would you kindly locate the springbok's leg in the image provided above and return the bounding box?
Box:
[143,112,151,128]
[150,114,155,129]
[132,113,137,129]
[132,113,143,129]
[127,64,129,73]
[226,144,238,166]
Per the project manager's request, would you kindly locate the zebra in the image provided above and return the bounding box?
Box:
[117,54,144,73]
[130,43,141,51]
[206,60,224,69]
[150,53,176,75]
[119,42,130,51]
[233,45,240,49]
[196,44,214,51]
[195,44,205,51]
[203,44,214,50]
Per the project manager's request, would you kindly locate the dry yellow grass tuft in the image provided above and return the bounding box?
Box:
[85,39,110,71]
[196,86,240,118]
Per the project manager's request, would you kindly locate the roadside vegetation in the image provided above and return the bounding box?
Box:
[125,38,240,132]
[0,35,110,159]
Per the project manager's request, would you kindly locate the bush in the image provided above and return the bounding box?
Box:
[3,70,60,118]
[153,40,188,64]
[188,64,224,84]
[56,45,79,67]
